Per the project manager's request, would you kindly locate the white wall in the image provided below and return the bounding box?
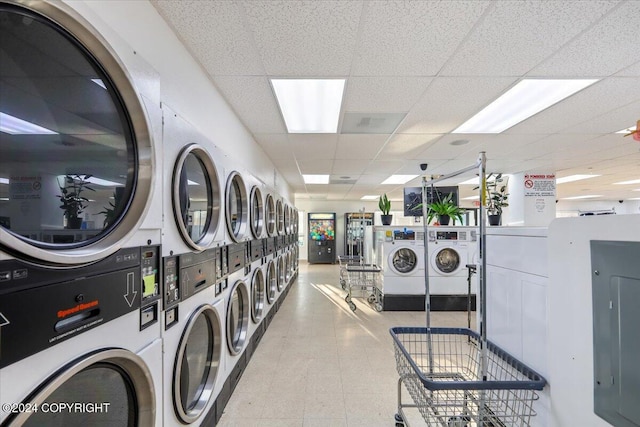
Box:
[547,214,640,427]
[64,0,292,200]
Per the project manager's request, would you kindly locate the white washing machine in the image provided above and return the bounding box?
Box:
[0,245,163,426]
[160,250,225,426]
[225,170,249,244]
[427,226,478,310]
[0,0,162,267]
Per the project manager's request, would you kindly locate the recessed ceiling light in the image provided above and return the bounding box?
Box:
[450,139,470,146]
[303,174,330,184]
[0,177,9,185]
[613,179,640,185]
[271,79,345,133]
[0,198,8,201]
[0,112,58,135]
[563,195,602,200]
[452,79,598,133]
[633,189,640,192]
[381,175,418,185]
[361,195,379,200]
[629,197,640,200]
[615,126,636,134]
[556,174,600,184]
[91,78,107,90]
[84,176,125,187]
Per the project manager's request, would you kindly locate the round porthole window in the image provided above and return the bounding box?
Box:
[284,204,291,234]
[226,280,249,355]
[266,259,277,304]
[249,186,264,239]
[277,255,286,291]
[265,194,276,237]
[276,199,284,235]
[225,171,247,242]
[0,2,153,265]
[172,144,221,250]
[251,267,265,323]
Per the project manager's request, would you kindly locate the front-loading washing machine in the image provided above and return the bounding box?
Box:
[161,249,225,426]
[427,226,477,310]
[225,170,249,244]
[0,245,163,426]
[0,1,162,267]
[379,227,426,311]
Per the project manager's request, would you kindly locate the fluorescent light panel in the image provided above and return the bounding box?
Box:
[91,78,107,90]
[85,177,124,187]
[556,174,600,184]
[381,175,418,185]
[614,179,640,185]
[563,195,602,200]
[615,126,636,134]
[361,195,379,200]
[0,112,57,135]
[453,79,598,133]
[462,195,480,200]
[0,198,8,201]
[0,178,9,185]
[271,79,345,133]
[303,174,329,184]
[187,179,199,186]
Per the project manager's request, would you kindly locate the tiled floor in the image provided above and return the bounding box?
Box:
[218,262,475,427]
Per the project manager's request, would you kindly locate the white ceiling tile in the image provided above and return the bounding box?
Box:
[398,77,517,133]
[377,134,441,160]
[364,160,405,175]
[352,1,490,76]
[290,134,338,161]
[441,1,617,76]
[151,0,264,75]
[241,1,363,76]
[331,159,370,176]
[344,77,433,112]
[335,134,389,159]
[213,76,286,133]
[297,159,333,174]
[356,174,393,185]
[530,1,640,77]
[507,79,640,135]
[616,60,640,77]
[559,99,640,135]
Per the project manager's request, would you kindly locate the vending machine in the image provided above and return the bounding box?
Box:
[307,212,336,264]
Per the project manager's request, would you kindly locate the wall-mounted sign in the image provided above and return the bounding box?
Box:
[523,174,556,197]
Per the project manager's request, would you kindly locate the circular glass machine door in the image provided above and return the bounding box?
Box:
[251,267,265,323]
[265,194,276,237]
[266,259,277,304]
[277,255,286,292]
[391,248,418,274]
[433,247,461,275]
[227,280,249,356]
[5,349,154,426]
[225,172,247,242]
[173,144,221,251]
[173,305,222,423]
[275,199,284,235]
[0,2,153,265]
[249,186,264,239]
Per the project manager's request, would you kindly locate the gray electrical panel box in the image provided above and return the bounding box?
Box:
[591,240,640,427]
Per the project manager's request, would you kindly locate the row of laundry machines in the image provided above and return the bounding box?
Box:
[0,1,299,425]
[373,226,478,311]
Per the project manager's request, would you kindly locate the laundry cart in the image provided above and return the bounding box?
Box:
[338,255,361,290]
[391,152,546,427]
[343,263,382,312]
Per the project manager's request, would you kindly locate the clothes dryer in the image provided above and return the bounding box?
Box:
[161,106,224,258]
[161,249,225,426]
[0,245,163,426]
[0,1,162,267]
[225,171,249,244]
[265,193,277,238]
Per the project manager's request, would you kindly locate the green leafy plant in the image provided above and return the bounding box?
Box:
[57,174,95,221]
[98,190,118,228]
[378,194,391,215]
[486,173,509,216]
[427,193,464,224]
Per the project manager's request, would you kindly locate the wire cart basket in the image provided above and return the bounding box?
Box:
[391,327,545,426]
[390,153,547,426]
[343,263,383,312]
[338,255,362,290]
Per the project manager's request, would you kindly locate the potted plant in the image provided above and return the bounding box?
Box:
[378,194,392,225]
[486,173,509,226]
[427,194,464,225]
[57,174,95,229]
[98,187,124,229]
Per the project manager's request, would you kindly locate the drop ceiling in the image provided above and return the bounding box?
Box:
[151,0,640,203]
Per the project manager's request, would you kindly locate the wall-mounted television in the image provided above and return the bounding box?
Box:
[403,186,459,217]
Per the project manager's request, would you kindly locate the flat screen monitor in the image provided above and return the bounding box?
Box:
[403,186,459,217]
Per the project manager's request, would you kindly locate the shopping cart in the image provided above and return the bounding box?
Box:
[338,255,361,290]
[343,264,382,312]
[390,328,546,426]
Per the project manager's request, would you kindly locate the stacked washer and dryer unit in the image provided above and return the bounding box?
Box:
[0,1,163,425]
[0,1,299,426]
